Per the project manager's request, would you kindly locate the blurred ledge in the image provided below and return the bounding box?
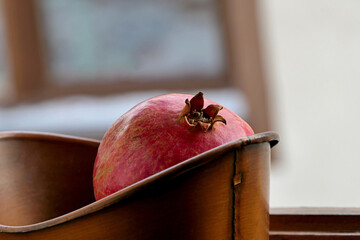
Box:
[0,76,227,107]
[271,207,360,215]
[0,88,248,140]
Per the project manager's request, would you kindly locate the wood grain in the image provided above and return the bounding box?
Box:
[271,207,360,233]
[270,231,360,240]
[270,208,360,240]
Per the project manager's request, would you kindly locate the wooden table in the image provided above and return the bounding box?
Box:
[270,207,360,239]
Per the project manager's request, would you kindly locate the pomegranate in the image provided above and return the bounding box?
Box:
[93,92,253,200]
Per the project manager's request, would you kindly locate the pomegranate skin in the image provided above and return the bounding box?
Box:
[93,93,253,200]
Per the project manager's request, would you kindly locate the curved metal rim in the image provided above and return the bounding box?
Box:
[0,131,100,146]
[0,131,279,233]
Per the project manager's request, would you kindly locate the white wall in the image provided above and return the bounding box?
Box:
[259,0,360,207]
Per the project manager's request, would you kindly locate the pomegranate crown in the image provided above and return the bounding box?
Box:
[179,92,227,132]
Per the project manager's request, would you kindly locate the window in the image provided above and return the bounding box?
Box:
[1,0,229,101]
[0,0,269,133]
[39,0,226,84]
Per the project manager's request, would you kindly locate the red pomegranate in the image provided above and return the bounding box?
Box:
[93,92,254,200]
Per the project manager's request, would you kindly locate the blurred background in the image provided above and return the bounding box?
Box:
[0,0,359,208]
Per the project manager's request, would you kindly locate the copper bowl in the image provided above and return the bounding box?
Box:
[0,131,278,239]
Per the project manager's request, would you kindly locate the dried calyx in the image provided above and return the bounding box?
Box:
[179,92,227,132]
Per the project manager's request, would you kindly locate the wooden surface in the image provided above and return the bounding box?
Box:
[0,131,278,239]
[270,208,360,240]
[270,232,360,240]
